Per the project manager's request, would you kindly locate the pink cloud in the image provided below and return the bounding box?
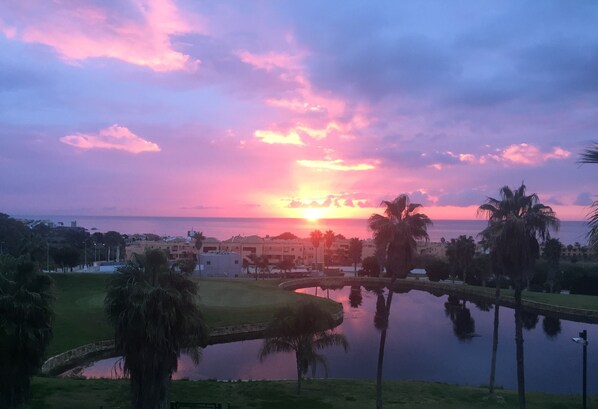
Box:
[501,143,571,165]
[238,48,369,147]
[435,144,571,168]
[5,0,202,72]
[296,159,375,171]
[236,50,302,72]
[60,124,160,153]
[0,18,16,39]
[254,129,304,145]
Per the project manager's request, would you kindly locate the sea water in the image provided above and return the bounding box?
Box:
[15,215,589,244]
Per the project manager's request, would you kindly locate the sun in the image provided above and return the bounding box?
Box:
[303,208,324,222]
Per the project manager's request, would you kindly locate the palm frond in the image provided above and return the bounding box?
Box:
[579,143,598,164]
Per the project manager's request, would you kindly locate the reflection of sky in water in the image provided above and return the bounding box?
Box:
[80,287,598,393]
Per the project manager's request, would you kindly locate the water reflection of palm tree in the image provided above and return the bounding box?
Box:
[259,303,348,394]
[542,316,561,338]
[444,296,476,341]
[368,194,431,409]
[521,310,539,331]
[349,286,363,308]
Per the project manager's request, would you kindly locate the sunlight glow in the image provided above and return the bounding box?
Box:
[304,208,325,221]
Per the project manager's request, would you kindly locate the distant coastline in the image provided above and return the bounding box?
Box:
[12,214,590,245]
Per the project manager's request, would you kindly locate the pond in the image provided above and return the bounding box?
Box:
[74,286,597,394]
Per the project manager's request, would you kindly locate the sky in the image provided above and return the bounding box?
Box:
[1,0,597,221]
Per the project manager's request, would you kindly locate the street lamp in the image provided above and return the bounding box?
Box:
[572,329,588,409]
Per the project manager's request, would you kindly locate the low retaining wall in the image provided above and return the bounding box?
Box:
[41,340,116,376]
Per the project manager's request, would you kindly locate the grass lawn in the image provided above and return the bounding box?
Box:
[454,284,598,311]
[30,377,591,409]
[197,279,339,327]
[49,274,113,356]
[48,274,340,355]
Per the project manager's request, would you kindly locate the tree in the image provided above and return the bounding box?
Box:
[445,235,476,284]
[479,184,558,409]
[579,143,598,250]
[310,230,323,269]
[0,257,53,409]
[425,258,450,282]
[543,238,562,293]
[323,230,335,269]
[360,256,380,277]
[104,249,207,409]
[259,302,348,394]
[276,258,294,278]
[368,194,431,409]
[51,245,81,272]
[273,232,299,240]
[175,254,197,275]
[193,231,206,252]
[348,238,363,276]
[104,231,125,262]
[256,255,270,277]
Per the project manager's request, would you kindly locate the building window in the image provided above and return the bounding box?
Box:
[234,260,239,264]
[206,261,211,265]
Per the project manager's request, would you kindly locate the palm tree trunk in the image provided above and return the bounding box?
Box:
[296,352,303,395]
[376,288,394,409]
[489,279,500,395]
[514,281,526,409]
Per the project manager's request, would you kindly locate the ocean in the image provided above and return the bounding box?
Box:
[16,215,590,245]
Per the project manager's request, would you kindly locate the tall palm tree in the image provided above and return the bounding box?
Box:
[479,184,558,409]
[543,238,562,293]
[259,302,348,394]
[445,235,475,284]
[348,238,363,277]
[579,144,598,249]
[323,230,335,269]
[484,247,503,398]
[105,249,207,409]
[310,230,323,269]
[368,194,431,409]
[0,258,53,409]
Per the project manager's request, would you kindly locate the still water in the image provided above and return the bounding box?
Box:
[19,215,589,244]
[78,287,597,394]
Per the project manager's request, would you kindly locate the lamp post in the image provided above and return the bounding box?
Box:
[572,329,588,409]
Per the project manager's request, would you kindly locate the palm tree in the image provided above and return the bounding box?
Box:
[310,230,323,270]
[259,302,348,394]
[368,194,431,409]
[479,184,558,409]
[543,238,562,293]
[348,238,363,277]
[193,231,206,252]
[104,249,207,409]
[579,144,598,250]
[0,258,53,409]
[323,230,335,269]
[445,235,476,284]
